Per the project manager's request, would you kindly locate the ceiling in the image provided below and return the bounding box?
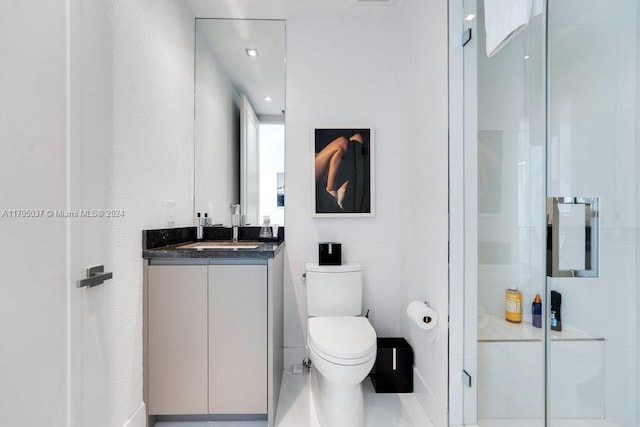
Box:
[188,0,402,117]
[185,0,400,20]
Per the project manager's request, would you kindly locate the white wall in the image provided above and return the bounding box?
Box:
[110,0,196,425]
[396,2,449,424]
[194,23,240,225]
[285,17,397,359]
[0,2,68,425]
[285,1,449,422]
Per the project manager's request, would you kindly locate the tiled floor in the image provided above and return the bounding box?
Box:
[479,419,622,427]
[276,371,432,427]
[155,422,265,427]
[155,370,432,427]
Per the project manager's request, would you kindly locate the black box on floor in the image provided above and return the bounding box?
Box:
[371,337,413,393]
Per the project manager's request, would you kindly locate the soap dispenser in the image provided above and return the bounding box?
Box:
[259,216,273,239]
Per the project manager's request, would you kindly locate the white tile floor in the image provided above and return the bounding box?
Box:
[155,370,432,427]
[150,381,624,427]
[479,419,622,427]
[275,371,432,427]
[155,422,265,427]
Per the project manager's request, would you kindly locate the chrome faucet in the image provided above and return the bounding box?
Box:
[230,204,240,242]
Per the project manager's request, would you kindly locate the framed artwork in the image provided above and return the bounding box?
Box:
[313,127,374,217]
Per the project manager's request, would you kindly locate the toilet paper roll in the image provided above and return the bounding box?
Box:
[406,301,438,330]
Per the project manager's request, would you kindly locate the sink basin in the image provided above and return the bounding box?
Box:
[176,241,263,250]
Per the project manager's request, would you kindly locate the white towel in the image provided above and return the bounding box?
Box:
[484,0,532,57]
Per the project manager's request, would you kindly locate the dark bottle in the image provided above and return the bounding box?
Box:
[550,290,562,331]
[532,294,542,328]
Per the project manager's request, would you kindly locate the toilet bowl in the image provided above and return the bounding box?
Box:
[304,263,377,426]
[308,316,376,427]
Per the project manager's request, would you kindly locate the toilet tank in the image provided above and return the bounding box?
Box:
[305,263,362,317]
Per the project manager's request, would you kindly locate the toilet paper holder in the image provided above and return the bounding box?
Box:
[406,300,438,342]
[406,300,438,330]
[422,301,434,324]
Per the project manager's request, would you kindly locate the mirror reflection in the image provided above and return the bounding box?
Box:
[194,18,285,227]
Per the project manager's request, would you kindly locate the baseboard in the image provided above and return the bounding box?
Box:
[123,402,146,427]
[412,367,447,423]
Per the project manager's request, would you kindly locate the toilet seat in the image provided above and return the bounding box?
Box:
[308,317,376,365]
[310,341,375,366]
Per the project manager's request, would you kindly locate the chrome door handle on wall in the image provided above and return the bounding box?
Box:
[547,197,599,278]
[77,265,113,288]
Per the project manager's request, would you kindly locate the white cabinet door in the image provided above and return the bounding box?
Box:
[148,265,208,414]
[209,264,268,414]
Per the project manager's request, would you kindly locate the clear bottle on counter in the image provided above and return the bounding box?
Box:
[259,215,273,239]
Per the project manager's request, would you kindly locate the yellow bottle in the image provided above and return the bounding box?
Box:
[505,287,523,323]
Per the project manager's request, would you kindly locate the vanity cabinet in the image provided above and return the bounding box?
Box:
[143,248,283,426]
[208,264,267,414]
[147,265,208,414]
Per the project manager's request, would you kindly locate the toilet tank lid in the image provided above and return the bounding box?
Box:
[306,263,362,273]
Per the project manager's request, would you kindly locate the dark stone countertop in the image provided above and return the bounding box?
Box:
[143,240,284,259]
[142,226,284,260]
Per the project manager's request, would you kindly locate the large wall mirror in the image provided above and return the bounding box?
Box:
[194,18,285,227]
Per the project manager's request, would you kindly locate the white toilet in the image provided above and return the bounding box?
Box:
[305,263,377,427]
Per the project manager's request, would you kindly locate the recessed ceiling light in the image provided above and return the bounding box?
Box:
[524,55,530,59]
[264,96,272,102]
[465,14,476,21]
[245,49,258,57]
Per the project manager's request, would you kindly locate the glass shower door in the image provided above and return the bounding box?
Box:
[469,0,547,424]
[464,0,640,425]
[546,1,639,425]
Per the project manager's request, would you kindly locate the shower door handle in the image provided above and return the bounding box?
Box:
[547,197,599,278]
